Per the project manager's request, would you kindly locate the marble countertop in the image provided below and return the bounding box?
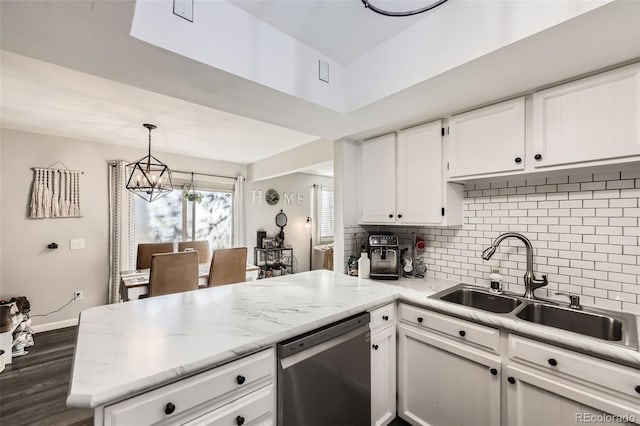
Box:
[67,270,640,409]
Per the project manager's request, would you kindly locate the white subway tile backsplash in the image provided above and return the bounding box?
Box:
[345,170,640,311]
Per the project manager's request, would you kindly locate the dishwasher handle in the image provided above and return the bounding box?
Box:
[279,325,370,370]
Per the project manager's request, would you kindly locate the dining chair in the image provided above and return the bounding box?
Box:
[178,240,211,263]
[208,247,247,287]
[148,251,199,297]
[136,242,174,270]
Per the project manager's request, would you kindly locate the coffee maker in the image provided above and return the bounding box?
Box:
[368,233,399,280]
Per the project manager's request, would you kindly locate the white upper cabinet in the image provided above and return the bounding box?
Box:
[358,121,463,226]
[532,63,640,168]
[396,121,443,225]
[448,97,526,178]
[359,133,397,224]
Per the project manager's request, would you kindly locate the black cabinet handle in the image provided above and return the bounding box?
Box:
[398,214,403,219]
[514,157,522,164]
[635,385,640,394]
[164,402,176,415]
[417,317,423,323]
[389,214,394,218]
[382,315,389,321]
[459,330,466,337]
[236,415,245,426]
[548,358,558,367]
[534,154,543,161]
[507,377,516,384]
[373,344,379,350]
[490,368,498,376]
[236,375,246,385]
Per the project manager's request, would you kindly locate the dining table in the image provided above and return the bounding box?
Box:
[119,263,261,301]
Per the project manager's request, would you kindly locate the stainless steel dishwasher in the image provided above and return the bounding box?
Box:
[277,312,371,426]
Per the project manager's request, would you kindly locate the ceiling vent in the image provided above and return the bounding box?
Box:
[173,0,194,22]
[319,60,329,83]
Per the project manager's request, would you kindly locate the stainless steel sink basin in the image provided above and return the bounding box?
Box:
[516,303,638,348]
[438,287,522,314]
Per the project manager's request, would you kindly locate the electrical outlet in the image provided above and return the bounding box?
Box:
[74,291,84,301]
[70,239,85,250]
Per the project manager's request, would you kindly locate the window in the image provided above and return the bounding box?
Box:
[135,186,233,250]
[320,187,334,241]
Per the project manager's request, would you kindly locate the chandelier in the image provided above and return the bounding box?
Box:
[361,0,448,17]
[125,123,173,202]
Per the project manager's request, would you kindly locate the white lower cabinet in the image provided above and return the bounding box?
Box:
[397,324,501,426]
[99,349,275,426]
[505,365,639,426]
[371,325,396,426]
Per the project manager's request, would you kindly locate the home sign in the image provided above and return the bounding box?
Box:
[252,189,305,206]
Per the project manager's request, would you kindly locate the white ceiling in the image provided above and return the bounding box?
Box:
[0,51,319,164]
[227,0,430,64]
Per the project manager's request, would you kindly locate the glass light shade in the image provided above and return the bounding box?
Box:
[125,154,173,202]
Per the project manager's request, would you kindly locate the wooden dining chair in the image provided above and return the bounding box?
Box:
[136,242,174,270]
[178,240,211,263]
[149,251,199,297]
[208,247,247,287]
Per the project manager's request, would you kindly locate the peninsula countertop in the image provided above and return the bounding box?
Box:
[67,270,640,409]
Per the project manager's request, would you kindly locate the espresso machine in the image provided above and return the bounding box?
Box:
[368,233,399,280]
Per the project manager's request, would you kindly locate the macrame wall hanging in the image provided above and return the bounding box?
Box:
[29,163,83,219]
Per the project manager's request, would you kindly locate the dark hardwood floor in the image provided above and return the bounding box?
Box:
[0,326,93,426]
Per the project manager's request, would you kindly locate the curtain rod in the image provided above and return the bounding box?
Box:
[171,169,239,180]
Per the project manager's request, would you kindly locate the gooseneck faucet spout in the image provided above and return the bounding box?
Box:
[481,232,548,299]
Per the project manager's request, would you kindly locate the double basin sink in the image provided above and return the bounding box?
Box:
[432,284,638,350]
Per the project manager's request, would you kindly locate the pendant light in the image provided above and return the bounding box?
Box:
[361,0,448,17]
[125,123,173,202]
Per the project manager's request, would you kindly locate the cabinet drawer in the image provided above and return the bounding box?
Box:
[182,385,273,426]
[370,303,395,332]
[399,304,500,353]
[508,335,640,400]
[104,349,274,426]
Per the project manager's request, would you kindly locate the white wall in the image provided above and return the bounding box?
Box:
[0,128,246,327]
[131,0,345,112]
[244,173,333,274]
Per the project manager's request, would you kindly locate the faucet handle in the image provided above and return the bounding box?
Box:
[555,292,581,309]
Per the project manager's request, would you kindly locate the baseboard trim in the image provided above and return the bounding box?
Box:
[31,318,78,333]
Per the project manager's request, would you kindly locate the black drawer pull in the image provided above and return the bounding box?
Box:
[490,368,498,376]
[236,375,246,385]
[388,214,394,218]
[534,153,543,161]
[398,214,403,219]
[548,358,558,367]
[635,385,640,395]
[382,315,389,321]
[417,317,423,323]
[507,377,516,384]
[372,344,379,350]
[164,402,176,415]
[236,415,245,425]
[458,330,466,337]
[514,157,522,164]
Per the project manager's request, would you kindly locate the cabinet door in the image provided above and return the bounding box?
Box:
[449,97,525,178]
[371,326,396,426]
[359,134,397,224]
[397,121,443,225]
[533,63,640,168]
[505,365,639,426]
[397,325,501,426]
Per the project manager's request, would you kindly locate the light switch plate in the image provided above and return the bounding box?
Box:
[173,0,194,22]
[319,60,329,83]
[70,239,85,250]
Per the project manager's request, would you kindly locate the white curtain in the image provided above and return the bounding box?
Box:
[107,160,134,304]
[311,184,322,243]
[233,176,246,248]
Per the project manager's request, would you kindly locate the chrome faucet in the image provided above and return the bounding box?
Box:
[481,232,548,299]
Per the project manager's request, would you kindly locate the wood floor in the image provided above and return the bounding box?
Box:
[0,326,93,426]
